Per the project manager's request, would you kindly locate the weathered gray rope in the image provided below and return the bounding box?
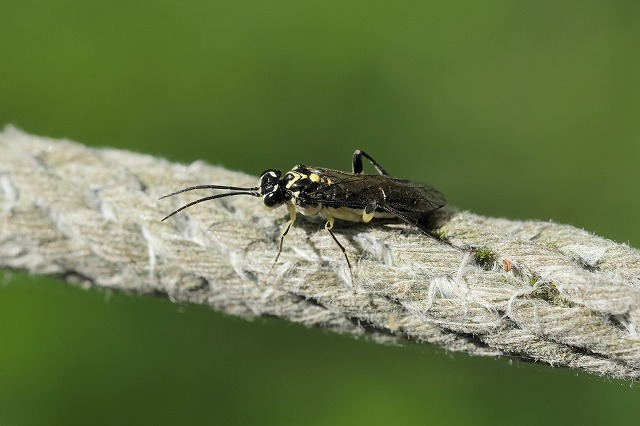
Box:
[1,126,639,380]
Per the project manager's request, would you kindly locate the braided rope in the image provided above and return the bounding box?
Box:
[1,126,639,379]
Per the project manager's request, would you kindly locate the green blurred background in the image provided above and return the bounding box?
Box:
[1,1,639,424]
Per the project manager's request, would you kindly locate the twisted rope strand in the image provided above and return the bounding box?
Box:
[1,126,639,380]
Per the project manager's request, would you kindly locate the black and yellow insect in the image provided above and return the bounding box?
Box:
[160,150,446,291]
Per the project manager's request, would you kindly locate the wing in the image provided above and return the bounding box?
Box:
[301,168,446,214]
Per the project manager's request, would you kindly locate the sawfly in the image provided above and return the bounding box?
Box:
[160,150,446,293]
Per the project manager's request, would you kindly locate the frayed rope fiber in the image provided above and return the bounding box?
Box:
[2,126,640,380]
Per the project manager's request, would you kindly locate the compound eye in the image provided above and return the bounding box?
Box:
[263,190,283,208]
[260,169,281,188]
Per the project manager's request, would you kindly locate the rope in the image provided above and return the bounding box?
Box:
[1,125,639,380]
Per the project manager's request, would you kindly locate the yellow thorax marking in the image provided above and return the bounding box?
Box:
[286,170,333,189]
[284,171,304,189]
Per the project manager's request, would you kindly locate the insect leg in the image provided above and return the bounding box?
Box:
[377,203,432,236]
[362,201,377,223]
[267,203,297,280]
[352,149,390,176]
[324,216,356,294]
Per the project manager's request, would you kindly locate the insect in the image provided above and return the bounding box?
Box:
[160,150,446,293]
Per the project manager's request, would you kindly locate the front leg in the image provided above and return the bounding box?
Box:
[267,202,297,280]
